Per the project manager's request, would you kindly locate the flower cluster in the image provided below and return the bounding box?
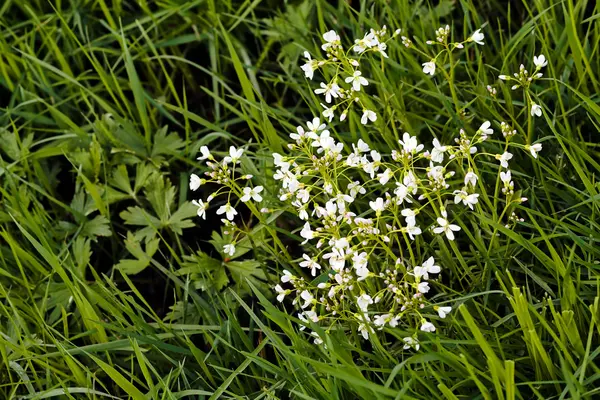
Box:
[189,145,263,256]
[415,26,485,77]
[498,54,548,118]
[188,25,547,350]
[301,26,402,125]
[268,109,540,347]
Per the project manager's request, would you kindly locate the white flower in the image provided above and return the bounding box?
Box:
[417,281,430,293]
[470,29,484,45]
[321,30,340,51]
[401,208,417,227]
[433,212,461,241]
[216,203,238,221]
[197,145,211,160]
[314,82,341,103]
[345,70,369,91]
[361,109,377,125]
[478,121,493,136]
[354,139,370,153]
[500,170,512,185]
[191,199,208,219]
[464,171,478,187]
[240,186,263,202]
[373,314,389,328]
[531,102,542,117]
[420,321,436,332]
[533,54,547,68]
[497,152,513,168]
[377,168,393,185]
[422,61,436,76]
[463,193,479,209]
[403,337,420,350]
[224,146,244,164]
[300,222,314,243]
[281,270,293,283]
[369,197,385,214]
[528,143,542,158]
[300,254,322,277]
[354,31,379,53]
[357,294,374,312]
[310,331,324,345]
[453,190,480,210]
[307,117,326,133]
[437,306,452,318]
[189,174,202,191]
[430,138,447,163]
[321,103,334,122]
[357,315,371,339]
[498,75,508,80]
[404,225,422,240]
[399,132,424,154]
[300,290,313,309]
[300,51,318,80]
[223,243,236,256]
[413,257,441,280]
[274,284,286,302]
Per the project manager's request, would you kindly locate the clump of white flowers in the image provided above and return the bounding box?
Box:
[301,25,402,125]
[498,54,548,118]
[188,25,546,350]
[414,25,486,78]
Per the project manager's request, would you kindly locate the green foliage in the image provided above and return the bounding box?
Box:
[0,0,599,399]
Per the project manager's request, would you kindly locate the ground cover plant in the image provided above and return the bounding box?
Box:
[0,0,599,398]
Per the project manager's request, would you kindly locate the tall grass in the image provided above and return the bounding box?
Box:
[0,0,599,398]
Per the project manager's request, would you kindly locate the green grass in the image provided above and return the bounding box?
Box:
[0,0,599,398]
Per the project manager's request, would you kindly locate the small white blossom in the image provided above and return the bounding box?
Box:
[197,145,211,160]
[224,146,244,164]
[275,284,286,302]
[314,82,341,103]
[191,199,208,219]
[321,30,340,51]
[403,337,420,350]
[433,211,461,241]
[531,102,542,117]
[300,254,322,277]
[216,203,238,221]
[533,54,547,68]
[300,222,314,243]
[422,61,436,76]
[478,121,493,136]
[223,244,236,256]
[437,306,452,318]
[361,109,377,125]
[469,29,484,45]
[420,321,436,332]
[345,70,369,91]
[300,51,318,80]
[357,294,374,312]
[189,174,202,191]
[369,197,385,214]
[464,171,478,187]
[528,143,542,158]
[413,257,441,280]
[240,186,264,202]
[497,152,513,168]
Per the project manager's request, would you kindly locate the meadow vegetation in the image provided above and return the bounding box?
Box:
[0,0,599,398]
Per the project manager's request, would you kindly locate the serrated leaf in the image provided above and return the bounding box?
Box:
[82,215,112,238]
[120,206,161,229]
[168,202,197,235]
[115,232,159,275]
[151,125,185,158]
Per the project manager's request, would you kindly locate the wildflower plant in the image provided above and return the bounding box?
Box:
[189,26,547,349]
